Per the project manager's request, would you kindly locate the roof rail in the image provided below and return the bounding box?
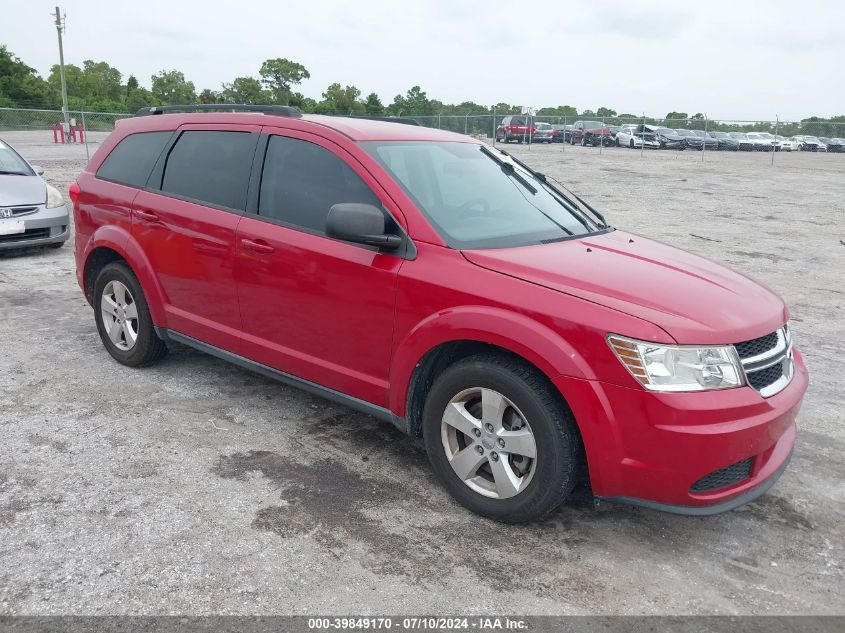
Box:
[349,115,421,127]
[134,104,302,118]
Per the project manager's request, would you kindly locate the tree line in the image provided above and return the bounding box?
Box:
[1,45,843,137]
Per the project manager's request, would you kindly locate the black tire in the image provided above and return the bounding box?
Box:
[581,135,587,147]
[629,139,634,149]
[422,354,583,523]
[93,261,167,367]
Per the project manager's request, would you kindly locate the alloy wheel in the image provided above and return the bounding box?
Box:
[100,280,139,351]
[440,387,537,499]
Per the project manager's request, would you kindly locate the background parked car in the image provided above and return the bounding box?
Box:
[792,135,823,151]
[775,135,797,151]
[675,129,705,150]
[615,128,660,149]
[692,130,719,150]
[729,132,755,151]
[710,131,739,150]
[819,137,844,152]
[746,133,774,151]
[496,116,535,143]
[550,124,572,143]
[0,137,69,252]
[649,126,686,149]
[570,120,613,146]
[532,122,554,143]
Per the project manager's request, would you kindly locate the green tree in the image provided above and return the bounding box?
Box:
[664,111,688,127]
[259,58,310,105]
[596,107,617,118]
[364,92,384,115]
[221,77,266,104]
[151,70,196,105]
[0,46,52,107]
[389,86,433,116]
[81,60,122,102]
[314,83,365,114]
[198,88,221,104]
[126,86,154,112]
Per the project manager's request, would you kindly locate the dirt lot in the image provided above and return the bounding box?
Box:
[1,132,843,615]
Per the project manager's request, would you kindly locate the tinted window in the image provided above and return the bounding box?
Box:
[96,131,171,188]
[258,136,380,233]
[161,131,257,210]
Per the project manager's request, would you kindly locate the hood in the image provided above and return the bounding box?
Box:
[0,174,46,207]
[463,230,787,344]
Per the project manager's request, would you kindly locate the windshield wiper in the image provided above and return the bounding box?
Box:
[496,148,609,228]
[0,170,28,176]
[479,145,537,195]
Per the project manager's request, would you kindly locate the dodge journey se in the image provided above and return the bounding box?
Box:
[70,104,808,522]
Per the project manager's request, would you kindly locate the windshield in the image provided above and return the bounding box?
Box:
[729,132,747,139]
[363,141,602,249]
[656,127,677,136]
[805,136,820,142]
[535,122,552,130]
[0,140,33,175]
[712,132,728,138]
[582,121,604,130]
[675,130,696,137]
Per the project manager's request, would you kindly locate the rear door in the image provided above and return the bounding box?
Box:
[132,124,260,351]
[233,129,406,406]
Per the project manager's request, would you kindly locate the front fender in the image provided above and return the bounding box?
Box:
[80,225,168,326]
[388,305,595,417]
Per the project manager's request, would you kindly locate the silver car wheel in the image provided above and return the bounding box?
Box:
[441,387,537,499]
[100,280,139,351]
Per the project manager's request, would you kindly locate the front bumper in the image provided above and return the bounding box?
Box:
[0,203,70,250]
[555,348,808,513]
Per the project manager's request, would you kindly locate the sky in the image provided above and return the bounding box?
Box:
[2,0,844,121]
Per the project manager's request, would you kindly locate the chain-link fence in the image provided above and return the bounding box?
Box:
[2,107,844,160]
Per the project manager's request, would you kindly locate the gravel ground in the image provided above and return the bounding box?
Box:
[1,132,843,615]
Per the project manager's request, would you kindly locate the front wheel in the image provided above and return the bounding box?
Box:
[423,354,583,523]
[93,262,168,367]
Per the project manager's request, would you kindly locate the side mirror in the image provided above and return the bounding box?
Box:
[326,203,402,251]
[32,165,45,176]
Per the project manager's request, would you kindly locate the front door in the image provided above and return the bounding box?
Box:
[234,130,405,407]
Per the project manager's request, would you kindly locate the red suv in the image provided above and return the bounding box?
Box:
[495,115,535,144]
[71,104,807,522]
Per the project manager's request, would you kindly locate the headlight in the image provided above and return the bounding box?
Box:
[608,335,745,392]
[46,184,64,208]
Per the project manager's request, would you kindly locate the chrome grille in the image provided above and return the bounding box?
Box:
[734,325,793,397]
[1,206,40,218]
[735,332,779,359]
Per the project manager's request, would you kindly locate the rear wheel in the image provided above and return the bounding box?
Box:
[93,262,167,367]
[423,354,583,523]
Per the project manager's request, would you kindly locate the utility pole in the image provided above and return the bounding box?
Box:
[51,6,70,142]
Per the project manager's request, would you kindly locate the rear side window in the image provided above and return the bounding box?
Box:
[161,131,258,211]
[258,135,380,234]
[96,131,171,188]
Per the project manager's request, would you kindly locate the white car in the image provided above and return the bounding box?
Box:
[774,135,796,151]
[792,135,825,151]
[615,127,661,149]
[745,133,774,151]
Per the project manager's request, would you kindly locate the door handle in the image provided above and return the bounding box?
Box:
[240,238,275,254]
[134,209,159,222]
